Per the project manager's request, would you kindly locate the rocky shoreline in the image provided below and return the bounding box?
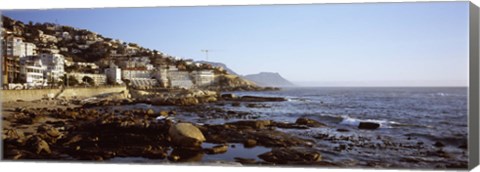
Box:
[1,89,468,169]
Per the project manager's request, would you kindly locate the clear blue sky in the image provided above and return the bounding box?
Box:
[2,2,469,86]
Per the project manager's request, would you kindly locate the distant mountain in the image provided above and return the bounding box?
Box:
[243,72,295,87]
[195,61,239,75]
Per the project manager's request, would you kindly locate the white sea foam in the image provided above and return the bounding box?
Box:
[339,116,397,128]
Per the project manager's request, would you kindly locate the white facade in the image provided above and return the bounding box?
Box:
[74,62,99,69]
[20,57,46,85]
[20,42,37,57]
[40,53,65,83]
[154,66,169,87]
[105,64,123,84]
[122,69,152,80]
[192,70,215,87]
[168,70,193,89]
[5,36,24,57]
[67,72,106,86]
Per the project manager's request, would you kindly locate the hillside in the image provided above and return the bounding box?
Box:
[1,15,264,90]
[244,72,295,87]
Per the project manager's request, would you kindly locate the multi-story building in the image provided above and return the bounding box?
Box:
[192,70,215,87]
[154,65,169,87]
[74,62,99,69]
[20,42,37,57]
[104,64,123,84]
[40,53,65,84]
[3,56,21,84]
[167,65,193,89]
[20,57,46,85]
[121,68,152,80]
[67,72,106,86]
[2,35,37,86]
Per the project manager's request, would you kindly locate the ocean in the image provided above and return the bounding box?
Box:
[112,87,469,168]
[223,87,469,168]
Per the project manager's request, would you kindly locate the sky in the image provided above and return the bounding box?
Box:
[2,2,470,86]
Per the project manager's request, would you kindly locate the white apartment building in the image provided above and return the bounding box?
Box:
[122,69,152,80]
[105,64,123,84]
[20,57,46,85]
[5,36,36,58]
[168,67,193,89]
[40,53,65,83]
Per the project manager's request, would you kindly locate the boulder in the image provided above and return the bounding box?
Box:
[258,147,321,164]
[295,117,326,127]
[27,136,52,154]
[244,139,257,148]
[37,125,62,139]
[358,122,380,130]
[3,129,25,141]
[168,123,206,148]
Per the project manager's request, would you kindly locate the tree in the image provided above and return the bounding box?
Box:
[82,76,95,86]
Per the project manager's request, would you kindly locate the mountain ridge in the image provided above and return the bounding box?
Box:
[243,72,295,87]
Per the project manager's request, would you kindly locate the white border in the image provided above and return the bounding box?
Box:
[0,0,471,10]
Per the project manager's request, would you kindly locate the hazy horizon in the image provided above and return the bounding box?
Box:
[2,2,470,87]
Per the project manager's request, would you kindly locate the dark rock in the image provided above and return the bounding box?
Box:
[231,102,241,107]
[142,146,167,159]
[239,96,286,102]
[227,120,272,129]
[434,141,445,147]
[3,129,26,142]
[258,147,321,164]
[37,125,62,139]
[272,122,309,129]
[459,143,467,149]
[358,122,380,130]
[295,117,326,127]
[221,94,237,99]
[26,136,52,154]
[336,128,350,132]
